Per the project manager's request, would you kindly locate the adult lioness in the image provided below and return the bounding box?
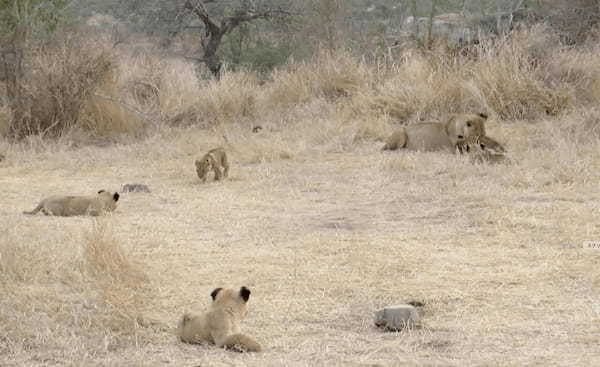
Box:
[23,190,120,216]
[178,286,262,352]
[382,113,488,152]
[195,147,229,183]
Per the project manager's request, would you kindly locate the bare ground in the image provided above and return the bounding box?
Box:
[1,120,599,366]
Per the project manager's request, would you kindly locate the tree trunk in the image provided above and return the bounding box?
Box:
[496,1,503,34]
[426,0,437,49]
[203,30,225,78]
[184,0,292,78]
[3,23,29,138]
[409,0,418,38]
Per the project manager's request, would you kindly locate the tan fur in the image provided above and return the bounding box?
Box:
[382,113,488,152]
[195,147,230,183]
[0,153,4,162]
[460,135,507,164]
[178,286,261,353]
[24,190,120,216]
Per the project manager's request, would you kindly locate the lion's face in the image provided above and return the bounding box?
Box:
[210,286,251,318]
[97,190,120,212]
[195,156,214,178]
[447,113,487,145]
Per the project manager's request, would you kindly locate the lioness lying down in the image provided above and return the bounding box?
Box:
[382,113,488,152]
[24,190,120,216]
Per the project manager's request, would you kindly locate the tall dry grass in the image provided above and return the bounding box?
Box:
[0,219,155,361]
[3,25,600,145]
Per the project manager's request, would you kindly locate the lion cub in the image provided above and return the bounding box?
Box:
[459,135,507,164]
[24,190,120,216]
[382,113,488,152]
[178,286,262,352]
[195,147,229,183]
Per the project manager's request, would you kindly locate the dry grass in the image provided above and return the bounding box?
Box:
[1,26,600,366]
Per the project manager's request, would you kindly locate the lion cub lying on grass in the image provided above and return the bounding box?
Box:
[24,190,120,216]
[178,286,262,352]
[195,147,229,183]
[382,113,488,152]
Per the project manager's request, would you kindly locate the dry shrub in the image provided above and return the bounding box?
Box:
[466,25,571,120]
[169,71,259,127]
[155,58,200,118]
[266,67,314,107]
[83,219,151,335]
[344,25,593,124]
[347,54,466,122]
[307,50,372,99]
[4,32,163,140]
[78,44,169,138]
[546,45,600,106]
[0,219,154,361]
[120,53,163,108]
[80,74,148,137]
[9,35,115,138]
[263,50,371,109]
[0,228,81,353]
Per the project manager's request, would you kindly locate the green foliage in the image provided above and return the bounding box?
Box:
[221,23,293,72]
[0,0,69,34]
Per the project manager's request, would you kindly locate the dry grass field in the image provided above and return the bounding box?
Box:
[1,26,600,366]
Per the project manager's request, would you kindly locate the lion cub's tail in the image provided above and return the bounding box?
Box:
[23,203,42,215]
[223,333,262,352]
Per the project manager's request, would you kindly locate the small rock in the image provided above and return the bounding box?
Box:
[121,183,151,193]
[374,304,420,331]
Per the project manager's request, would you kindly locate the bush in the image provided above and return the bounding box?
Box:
[7,34,115,138]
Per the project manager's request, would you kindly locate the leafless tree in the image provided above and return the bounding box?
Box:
[183,0,293,77]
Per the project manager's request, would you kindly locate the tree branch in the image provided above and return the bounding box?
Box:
[222,8,294,33]
[184,0,220,37]
[182,0,296,78]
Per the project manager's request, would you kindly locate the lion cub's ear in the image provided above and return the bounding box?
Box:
[113,193,120,202]
[478,112,488,119]
[240,286,251,302]
[211,287,223,301]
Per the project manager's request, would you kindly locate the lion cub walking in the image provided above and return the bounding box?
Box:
[195,147,229,183]
[178,286,262,352]
[382,113,488,152]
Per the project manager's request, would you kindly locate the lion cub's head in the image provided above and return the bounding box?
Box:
[97,190,120,212]
[210,286,252,317]
[195,154,215,180]
[446,113,488,145]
